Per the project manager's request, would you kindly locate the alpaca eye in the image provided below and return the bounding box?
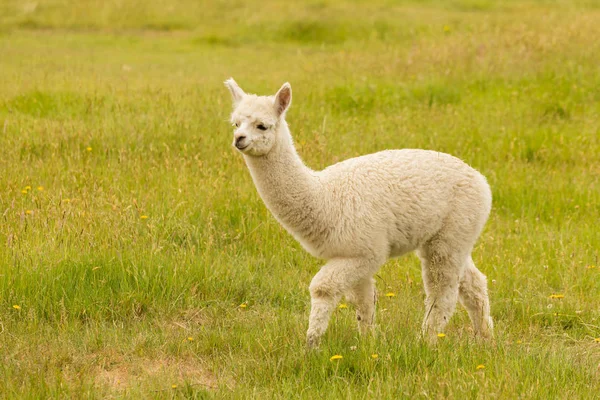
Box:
[257,124,267,131]
[232,122,239,128]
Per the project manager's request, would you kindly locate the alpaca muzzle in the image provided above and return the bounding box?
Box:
[235,135,248,150]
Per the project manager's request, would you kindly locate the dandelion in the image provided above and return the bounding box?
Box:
[371,354,379,359]
[338,303,348,309]
[549,294,564,299]
[171,384,177,389]
[476,364,485,370]
[37,186,44,191]
[329,355,343,361]
[21,190,27,194]
[12,305,21,310]
[385,292,396,298]
[437,333,446,338]
[516,340,523,344]
[187,337,194,341]
[140,215,149,219]
[239,303,247,309]
[25,186,31,190]
[587,265,596,269]
[594,338,600,343]
[443,25,451,33]
[25,210,32,215]
[86,147,92,152]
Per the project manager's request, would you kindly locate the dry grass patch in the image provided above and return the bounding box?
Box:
[95,356,221,392]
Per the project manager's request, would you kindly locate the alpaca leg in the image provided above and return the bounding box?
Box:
[459,256,493,339]
[307,258,378,349]
[346,277,377,335]
[418,246,465,342]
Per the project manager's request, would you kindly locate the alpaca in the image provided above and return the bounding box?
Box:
[224,78,493,348]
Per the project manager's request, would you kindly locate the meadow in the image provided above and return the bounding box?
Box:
[0,0,599,398]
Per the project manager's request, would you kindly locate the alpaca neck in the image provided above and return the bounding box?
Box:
[243,121,321,236]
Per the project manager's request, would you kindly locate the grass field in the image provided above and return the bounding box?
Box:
[1,0,599,398]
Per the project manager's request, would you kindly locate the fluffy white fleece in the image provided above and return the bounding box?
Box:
[225,79,493,348]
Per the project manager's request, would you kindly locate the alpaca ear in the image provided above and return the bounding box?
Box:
[274,82,292,116]
[224,78,245,105]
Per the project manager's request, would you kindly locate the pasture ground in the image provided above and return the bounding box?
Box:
[0,0,599,398]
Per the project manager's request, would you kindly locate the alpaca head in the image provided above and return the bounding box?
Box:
[224,78,292,157]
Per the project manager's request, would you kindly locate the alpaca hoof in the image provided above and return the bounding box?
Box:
[358,323,376,337]
[306,334,321,350]
[425,335,438,346]
[420,329,441,345]
[475,317,494,341]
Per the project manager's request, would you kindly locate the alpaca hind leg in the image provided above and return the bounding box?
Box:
[459,256,493,339]
[307,258,378,349]
[346,277,377,336]
[418,245,465,342]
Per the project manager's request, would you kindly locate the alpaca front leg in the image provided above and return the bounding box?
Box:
[306,293,341,349]
[347,277,377,336]
[306,258,377,349]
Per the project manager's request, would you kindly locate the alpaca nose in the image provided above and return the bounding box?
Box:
[235,135,247,149]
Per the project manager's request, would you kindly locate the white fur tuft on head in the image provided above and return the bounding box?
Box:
[274,82,292,116]
[224,78,246,105]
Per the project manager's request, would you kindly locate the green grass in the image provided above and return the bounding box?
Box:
[0,0,599,398]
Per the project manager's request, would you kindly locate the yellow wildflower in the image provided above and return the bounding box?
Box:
[587,265,596,269]
[21,190,27,194]
[476,364,485,370]
[187,337,194,341]
[549,294,564,299]
[338,303,348,309]
[385,292,396,297]
[371,354,378,359]
[516,340,522,344]
[329,355,343,361]
[443,25,451,33]
[63,199,70,203]
[25,186,31,190]
[239,303,247,309]
[171,384,177,389]
[37,186,44,191]
[594,338,600,343]
[86,147,92,152]
[25,210,32,215]
[437,333,446,338]
[12,305,21,310]
[140,215,149,219]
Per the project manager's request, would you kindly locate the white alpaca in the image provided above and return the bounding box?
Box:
[224,78,493,348]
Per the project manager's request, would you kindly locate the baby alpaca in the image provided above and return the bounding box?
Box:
[225,78,493,348]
